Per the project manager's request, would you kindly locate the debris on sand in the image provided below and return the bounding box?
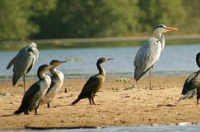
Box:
[0,92,11,96]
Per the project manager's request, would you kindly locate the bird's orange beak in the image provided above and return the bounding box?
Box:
[165,27,178,31]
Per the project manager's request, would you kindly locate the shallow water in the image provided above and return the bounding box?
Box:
[0,44,200,79]
[2,124,200,132]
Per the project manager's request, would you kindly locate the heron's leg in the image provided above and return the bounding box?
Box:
[47,103,50,108]
[23,75,26,94]
[149,67,152,90]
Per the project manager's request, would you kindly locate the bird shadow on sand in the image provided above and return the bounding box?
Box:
[0,113,43,117]
[157,104,176,108]
[0,114,14,117]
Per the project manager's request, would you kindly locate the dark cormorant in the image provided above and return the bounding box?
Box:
[71,57,113,105]
[178,52,200,104]
[41,60,66,108]
[14,64,52,115]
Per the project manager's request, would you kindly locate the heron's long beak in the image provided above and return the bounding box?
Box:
[107,58,114,61]
[165,27,178,31]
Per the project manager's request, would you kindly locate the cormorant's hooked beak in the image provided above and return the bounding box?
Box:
[107,58,113,61]
[165,27,178,31]
[60,61,67,63]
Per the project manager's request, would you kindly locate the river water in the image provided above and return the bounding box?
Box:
[0,44,200,80]
[2,124,200,132]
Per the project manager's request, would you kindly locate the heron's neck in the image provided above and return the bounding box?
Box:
[50,68,58,76]
[37,70,46,80]
[154,31,165,51]
[97,63,105,76]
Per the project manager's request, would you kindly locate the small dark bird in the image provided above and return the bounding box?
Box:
[7,42,39,94]
[41,60,66,108]
[178,52,200,104]
[14,64,52,115]
[71,57,113,105]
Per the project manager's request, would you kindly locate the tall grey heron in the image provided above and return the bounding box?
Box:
[14,64,53,115]
[134,24,178,89]
[41,60,66,108]
[7,42,39,93]
[71,57,113,105]
[178,52,200,105]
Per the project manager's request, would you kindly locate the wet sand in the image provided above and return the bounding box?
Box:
[0,75,200,130]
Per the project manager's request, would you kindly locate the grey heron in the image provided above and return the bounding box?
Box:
[14,64,53,115]
[178,52,200,104]
[7,42,39,93]
[134,24,178,89]
[71,57,113,105]
[41,60,66,108]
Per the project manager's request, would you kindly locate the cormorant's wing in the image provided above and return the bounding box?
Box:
[19,82,41,110]
[134,38,162,81]
[79,75,102,97]
[182,71,200,94]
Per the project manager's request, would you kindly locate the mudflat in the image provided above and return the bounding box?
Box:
[0,75,199,130]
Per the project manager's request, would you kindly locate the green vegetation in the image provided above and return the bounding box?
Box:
[0,0,200,47]
[2,38,200,51]
[123,84,137,90]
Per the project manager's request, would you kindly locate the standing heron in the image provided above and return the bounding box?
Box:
[14,64,53,115]
[41,60,66,108]
[178,53,200,105]
[134,24,178,89]
[71,57,113,105]
[7,42,39,93]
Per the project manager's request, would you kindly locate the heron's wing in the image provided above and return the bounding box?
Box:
[27,47,39,73]
[19,82,41,110]
[34,48,39,60]
[12,47,34,86]
[26,58,35,74]
[182,71,200,94]
[7,56,16,69]
[79,75,102,98]
[134,38,162,81]
[7,47,27,70]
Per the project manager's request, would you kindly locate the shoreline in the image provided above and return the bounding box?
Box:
[1,75,200,130]
[0,71,192,81]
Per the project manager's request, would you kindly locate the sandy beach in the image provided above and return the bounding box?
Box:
[0,75,200,130]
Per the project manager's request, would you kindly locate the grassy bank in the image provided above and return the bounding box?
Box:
[1,35,200,51]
